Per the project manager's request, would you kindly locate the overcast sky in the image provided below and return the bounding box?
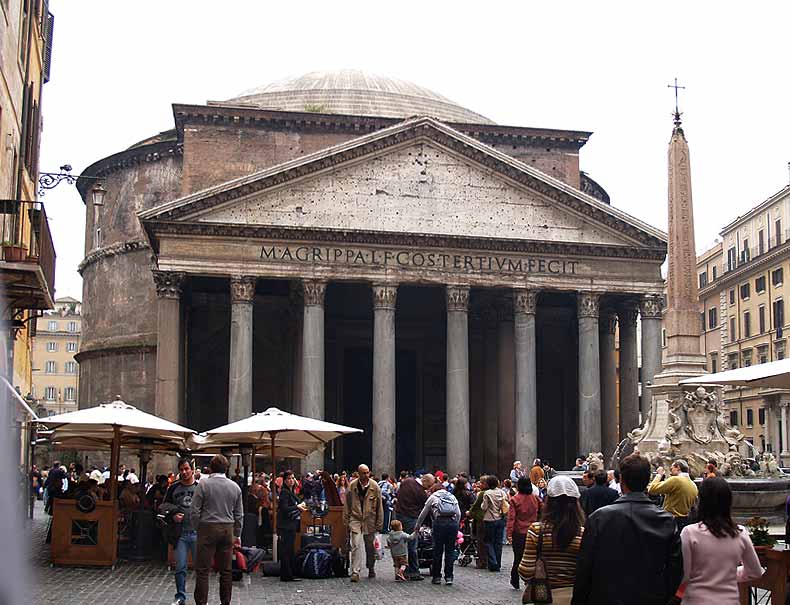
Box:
[39,1,790,300]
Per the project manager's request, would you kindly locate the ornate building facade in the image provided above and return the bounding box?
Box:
[77,70,666,475]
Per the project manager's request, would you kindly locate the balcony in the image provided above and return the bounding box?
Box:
[0,200,55,310]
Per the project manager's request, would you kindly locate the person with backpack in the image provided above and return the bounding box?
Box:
[411,479,461,585]
[161,457,199,605]
[276,470,303,583]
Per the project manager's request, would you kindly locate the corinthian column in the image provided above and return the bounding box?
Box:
[578,292,602,455]
[372,284,397,476]
[599,308,618,458]
[619,302,640,438]
[228,276,256,422]
[639,295,664,418]
[302,279,326,471]
[446,286,470,475]
[514,288,538,468]
[154,271,186,423]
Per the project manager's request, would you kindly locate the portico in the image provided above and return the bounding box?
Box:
[140,116,667,476]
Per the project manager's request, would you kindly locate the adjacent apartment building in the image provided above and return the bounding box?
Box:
[32,297,81,415]
[696,181,790,463]
[0,0,56,466]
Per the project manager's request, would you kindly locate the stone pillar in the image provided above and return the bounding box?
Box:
[482,308,499,473]
[781,401,789,460]
[228,276,256,423]
[514,289,538,468]
[497,300,515,477]
[372,284,397,476]
[577,292,602,455]
[599,308,618,459]
[302,279,326,471]
[154,271,186,423]
[639,295,664,420]
[446,286,470,475]
[619,302,640,439]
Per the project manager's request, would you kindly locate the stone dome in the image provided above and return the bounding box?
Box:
[226,69,495,124]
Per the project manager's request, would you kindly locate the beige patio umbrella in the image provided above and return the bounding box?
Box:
[198,406,362,561]
[39,396,196,501]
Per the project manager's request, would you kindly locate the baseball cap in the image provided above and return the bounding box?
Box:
[546,475,580,499]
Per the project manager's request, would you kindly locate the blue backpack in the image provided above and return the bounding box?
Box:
[301,544,335,579]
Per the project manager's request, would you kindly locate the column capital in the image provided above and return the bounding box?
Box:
[230,276,256,304]
[640,294,664,319]
[618,301,640,327]
[577,292,601,319]
[599,308,618,334]
[446,285,470,312]
[302,279,327,307]
[152,270,186,299]
[372,284,398,311]
[513,288,538,315]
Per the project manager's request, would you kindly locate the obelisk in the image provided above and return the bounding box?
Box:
[629,99,707,452]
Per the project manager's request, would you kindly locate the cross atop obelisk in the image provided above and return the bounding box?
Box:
[667,77,685,126]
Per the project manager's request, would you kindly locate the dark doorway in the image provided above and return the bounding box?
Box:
[396,349,418,473]
[341,347,372,471]
[536,296,578,469]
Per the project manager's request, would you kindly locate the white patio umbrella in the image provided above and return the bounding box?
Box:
[198,406,363,561]
[39,396,196,500]
[679,358,790,390]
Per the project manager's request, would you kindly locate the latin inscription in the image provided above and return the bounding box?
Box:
[260,245,578,275]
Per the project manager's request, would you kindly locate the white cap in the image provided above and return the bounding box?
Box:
[546,475,580,499]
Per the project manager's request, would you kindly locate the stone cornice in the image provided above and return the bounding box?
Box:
[699,240,790,295]
[78,240,151,275]
[174,103,591,148]
[77,140,183,202]
[143,220,666,262]
[140,117,666,251]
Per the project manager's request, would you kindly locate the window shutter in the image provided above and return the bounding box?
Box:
[42,9,54,83]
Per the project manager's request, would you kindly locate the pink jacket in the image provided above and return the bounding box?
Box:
[680,523,763,605]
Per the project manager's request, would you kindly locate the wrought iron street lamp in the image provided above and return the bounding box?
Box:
[38,164,106,205]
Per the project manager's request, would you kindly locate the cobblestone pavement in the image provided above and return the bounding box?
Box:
[27,502,521,604]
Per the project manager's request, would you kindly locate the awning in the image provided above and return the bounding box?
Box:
[679,358,790,390]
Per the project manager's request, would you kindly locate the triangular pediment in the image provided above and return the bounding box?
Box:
[140,117,666,252]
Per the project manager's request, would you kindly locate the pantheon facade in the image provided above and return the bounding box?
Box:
[76,70,666,475]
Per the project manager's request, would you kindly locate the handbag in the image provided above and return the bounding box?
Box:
[522,524,552,604]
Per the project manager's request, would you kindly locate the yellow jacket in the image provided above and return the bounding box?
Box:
[647,474,698,517]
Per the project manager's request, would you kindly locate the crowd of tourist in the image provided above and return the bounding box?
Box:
[34,453,768,605]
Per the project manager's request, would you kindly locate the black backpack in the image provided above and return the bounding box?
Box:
[301,543,335,579]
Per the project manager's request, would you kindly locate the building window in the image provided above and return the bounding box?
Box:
[729,289,735,305]
[48,320,57,331]
[759,305,766,334]
[759,229,765,255]
[661,329,667,348]
[759,347,769,364]
[730,410,738,426]
[708,307,718,330]
[710,353,718,373]
[777,219,783,246]
[759,408,766,425]
[740,283,750,300]
[747,409,754,426]
[64,387,76,401]
[744,311,751,338]
[774,299,785,336]
[44,386,56,401]
[741,239,750,263]
[700,312,706,332]
[45,360,56,373]
[756,276,766,293]
[67,321,77,333]
[773,268,784,286]
[728,353,739,369]
[46,341,56,352]
[699,272,708,288]
[66,342,77,353]
[730,317,737,342]
[742,350,752,367]
[727,247,737,271]
[713,266,718,281]
[65,361,76,374]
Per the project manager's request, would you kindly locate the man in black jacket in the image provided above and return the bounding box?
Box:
[580,470,619,517]
[572,454,682,605]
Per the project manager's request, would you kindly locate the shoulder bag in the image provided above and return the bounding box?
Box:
[522,523,552,604]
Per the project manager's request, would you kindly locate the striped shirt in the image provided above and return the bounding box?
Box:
[518,521,583,589]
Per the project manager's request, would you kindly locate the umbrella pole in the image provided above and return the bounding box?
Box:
[109,425,121,502]
[271,431,278,563]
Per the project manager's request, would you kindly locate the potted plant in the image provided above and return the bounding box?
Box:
[1,241,26,262]
[745,516,777,552]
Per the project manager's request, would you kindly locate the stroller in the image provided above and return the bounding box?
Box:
[416,526,433,568]
[457,517,478,567]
